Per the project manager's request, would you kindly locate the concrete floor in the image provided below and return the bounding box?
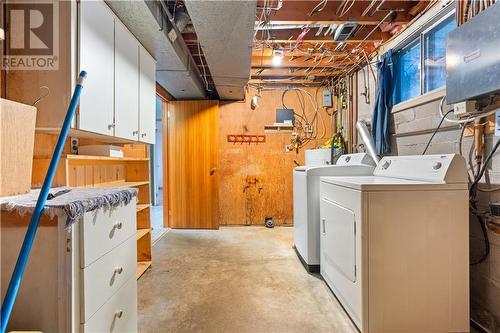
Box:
[138,226,358,333]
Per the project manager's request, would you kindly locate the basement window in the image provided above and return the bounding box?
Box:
[392,10,455,105]
[393,40,421,104]
[423,14,456,93]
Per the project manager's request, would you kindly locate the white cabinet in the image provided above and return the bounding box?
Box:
[79,0,115,136]
[0,201,138,332]
[115,21,140,141]
[78,1,156,144]
[139,46,156,144]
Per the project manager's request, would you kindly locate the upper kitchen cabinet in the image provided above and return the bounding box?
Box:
[5,0,157,145]
[114,21,140,141]
[139,47,156,145]
[78,0,115,136]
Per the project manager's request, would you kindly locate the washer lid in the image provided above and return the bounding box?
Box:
[321,175,467,191]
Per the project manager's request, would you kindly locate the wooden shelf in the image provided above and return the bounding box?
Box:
[89,181,149,189]
[136,204,150,212]
[136,228,151,240]
[136,260,152,279]
[66,154,149,162]
[33,154,149,162]
[264,124,294,133]
[32,134,153,285]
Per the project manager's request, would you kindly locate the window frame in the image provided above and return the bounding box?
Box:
[392,5,456,105]
[420,10,456,95]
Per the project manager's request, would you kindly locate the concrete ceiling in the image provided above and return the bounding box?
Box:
[105,0,206,99]
[184,0,257,100]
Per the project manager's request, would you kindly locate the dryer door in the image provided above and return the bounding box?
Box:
[321,198,356,282]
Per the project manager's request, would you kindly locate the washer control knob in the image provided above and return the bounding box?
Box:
[344,156,351,163]
[381,160,391,170]
[433,162,442,170]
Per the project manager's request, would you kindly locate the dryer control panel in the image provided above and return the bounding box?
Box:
[373,154,468,184]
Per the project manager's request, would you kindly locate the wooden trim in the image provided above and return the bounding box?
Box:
[156,83,174,101]
[162,99,169,228]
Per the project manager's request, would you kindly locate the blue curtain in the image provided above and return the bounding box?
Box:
[371,50,394,155]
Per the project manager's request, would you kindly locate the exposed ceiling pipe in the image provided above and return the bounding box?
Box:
[255,23,324,30]
[361,0,378,16]
[256,0,283,11]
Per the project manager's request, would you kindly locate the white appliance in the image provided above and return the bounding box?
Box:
[319,154,469,332]
[293,153,376,272]
[304,148,332,166]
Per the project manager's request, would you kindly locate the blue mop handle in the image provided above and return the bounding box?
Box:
[0,71,87,333]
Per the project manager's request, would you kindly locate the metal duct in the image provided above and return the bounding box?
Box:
[167,11,190,42]
[356,120,380,164]
[184,0,257,100]
[105,0,206,99]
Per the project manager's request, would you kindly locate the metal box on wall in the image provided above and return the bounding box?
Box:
[446,2,500,104]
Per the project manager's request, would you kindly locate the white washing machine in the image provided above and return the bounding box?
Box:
[319,154,469,333]
[304,148,332,166]
[293,153,376,272]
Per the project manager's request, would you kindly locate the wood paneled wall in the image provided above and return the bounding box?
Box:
[218,88,334,226]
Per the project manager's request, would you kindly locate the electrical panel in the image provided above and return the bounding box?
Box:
[446,2,500,104]
[322,90,333,107]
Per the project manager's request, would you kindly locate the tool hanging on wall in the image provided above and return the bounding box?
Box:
[0,71,87,333]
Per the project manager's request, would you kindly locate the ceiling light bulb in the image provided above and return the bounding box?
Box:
[272,49,284,67]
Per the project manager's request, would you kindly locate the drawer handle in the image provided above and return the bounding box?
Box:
[114,266,123,274]
[114,222,123,230]
[115,310,123,319]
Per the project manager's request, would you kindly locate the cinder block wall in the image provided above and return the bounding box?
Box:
[356,65,500,331]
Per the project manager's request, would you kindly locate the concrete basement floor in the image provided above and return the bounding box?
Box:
[137,226,358,333]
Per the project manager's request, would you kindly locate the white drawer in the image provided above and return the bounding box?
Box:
[82,276,137,333]
[80,200,136,267]
[81,235,137,323]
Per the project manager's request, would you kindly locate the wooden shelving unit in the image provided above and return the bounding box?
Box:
[264,123,294,133]
[32,142,153,279]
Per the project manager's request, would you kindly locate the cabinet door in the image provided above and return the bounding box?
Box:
[138,46,156,144]
[79,0,114,136]
[114,21,139,140]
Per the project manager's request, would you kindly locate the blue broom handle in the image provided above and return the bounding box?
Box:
[0,71,87,333]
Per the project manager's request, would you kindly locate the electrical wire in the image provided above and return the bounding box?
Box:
[422,109,454,155]
[309,0,328,16]
[439,95,498,124]
[468,137,500,265]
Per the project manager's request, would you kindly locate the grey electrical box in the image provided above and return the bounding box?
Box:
[322,90,332,107]
[446,2,500,104]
